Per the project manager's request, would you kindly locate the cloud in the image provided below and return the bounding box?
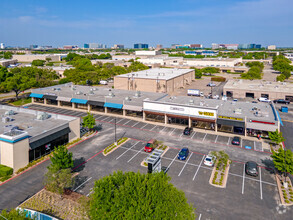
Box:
[18,16,34,22]
[35,6,48,14]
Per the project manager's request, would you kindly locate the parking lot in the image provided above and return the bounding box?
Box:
[70,138,286,219]
[27,104,264,153]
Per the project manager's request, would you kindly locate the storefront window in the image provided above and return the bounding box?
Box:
[91,105,104,112]
[246,129,269,139]
[145,113,165,123]
[76,103,88,110]
[126,110,143,118]
[107,107,123,115]
[60,101,72,107]
[34,98,44,104]
[47,99,57,105]
[168,117,188,127]
[192,120,215,130]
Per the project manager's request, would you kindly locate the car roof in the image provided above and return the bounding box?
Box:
[247,161,258,166]
[181,147,189,151]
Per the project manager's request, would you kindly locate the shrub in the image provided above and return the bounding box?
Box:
[276,74,286,82]
[285,200,290,203]
[0,165,13,177]
[219,181,223,185]
[0,174,12,182]
[290,198,293,202]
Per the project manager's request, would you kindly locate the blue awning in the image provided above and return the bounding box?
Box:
[71,98,88,104]
[30,93,44,98]
[104,102,123,109]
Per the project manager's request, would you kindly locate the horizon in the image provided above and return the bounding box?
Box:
[0,0,292,48]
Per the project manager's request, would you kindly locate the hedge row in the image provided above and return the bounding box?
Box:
[211,77,226,82]
[104,137,128,154]
[0,165,13,177]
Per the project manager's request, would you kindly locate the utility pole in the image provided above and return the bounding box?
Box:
[284,149,288,188]
[114,117,117,146]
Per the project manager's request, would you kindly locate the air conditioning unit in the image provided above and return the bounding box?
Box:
[5,110,15,116]
[2,117,12,123]
[108,92,115,97]
[135,91,141,97]
[76,91,83,95]
[189,99,194,105]
[125,96,131,101]
[37,112,50,120]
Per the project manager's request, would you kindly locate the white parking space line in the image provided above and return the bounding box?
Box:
[127,147,145,163]
[227,170,276,186]
[116,118,124,124]
[227,137,230,145]
[108,118,115,123]
[259,168,263,200]
[86,188,93,197]
[160,127,166,133]
[132,121,140,127]
[123,120,131,125]
[192,155,205,181]
[191,132,196,139]
[166,154,178,171]
[180,133,183,138]
[214,135,218,143]
[169,128,176,135]
[202,133,207,142]
[116,142,139,160]
[242,164,245,194]
[150,125,157,131]
[254,141,256,150]
[74,177,92,192]
[178,152,193,176]
[199,214,202,220]
[241,139,243,148]
[141,124,148,129]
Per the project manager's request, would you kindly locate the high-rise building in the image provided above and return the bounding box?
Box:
[267,45,276,50]
[134,43,148,49]
[156,44,163,50]
[113,44,124,49]
[190,44,203,49]
[85,43,107,49]
[84,44,89,49]
[0,43,5,49]
[238,44,262,49]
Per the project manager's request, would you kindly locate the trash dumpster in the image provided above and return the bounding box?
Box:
[280,106,288,113]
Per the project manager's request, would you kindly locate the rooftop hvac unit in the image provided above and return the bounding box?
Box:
[108,92,115,97]
[5,110,15,116]
[76,91,83,95]
[200,101,204,106]
[2,117,12,123]
[189,99,194,105]
[71,86,77,91]
[135,91,141,97]
[125,96,131,101]
[89,90,94,95]
[234,108,242,114]
[37,112,50,120]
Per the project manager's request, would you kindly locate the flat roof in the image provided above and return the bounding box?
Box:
[184,58,241,62]
[114,68,193,80]
[224,79,293,93]
[0,105,76,140]
[32,83,167,107]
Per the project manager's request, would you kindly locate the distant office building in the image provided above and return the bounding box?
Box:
[85,43,107,49]
[134,43,148,49]
[284,53,293,62]
[84,44,89,49]
[212,43,238,50]
[113,44,124,49]
[171,44,180,49]
[267,45,276,50]
[63,45,78,49]
[238,44,262,49]
[135,51,162,56]
[156,45,163,50]
[0,43,5,49]
[185,50,218,56]
[190,44,203,49]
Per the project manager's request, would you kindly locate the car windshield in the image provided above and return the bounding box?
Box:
[146,143,151,147]
[179,151,186,156]
[205,158,212,161]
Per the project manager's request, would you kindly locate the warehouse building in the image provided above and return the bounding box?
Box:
[12,54,66,62]
[114,68,195,93]
[30,83,279,140]
[0,105,80,172]
[0,59,18,67]
[223,79,293,101]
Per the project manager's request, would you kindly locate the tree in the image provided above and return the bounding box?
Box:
[271,148,293,178]
[0,66,11,83]
[276,74,286,82]
[82,112,96,130]
[269,129,285,145]
[48,145,74,172]
[44,168,74,196]
[3,52,12,59]
[32,59,46,66]
[89,171,195,219]
[0,209,30,220]
[241,66,262,79]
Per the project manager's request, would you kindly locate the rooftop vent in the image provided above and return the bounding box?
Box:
[54,88,61,91]
[5,110,15,116]
[234,108,242,114]
[75,91,83,95]
[189,99,194,105]
[125,96,131,101]
[89,91,94,95]
[135,91,141,97]
[200,101,204,106]
[71,86,77,91]
[2,117,12,123]
[108,92,115,97]
[36,112,50,120]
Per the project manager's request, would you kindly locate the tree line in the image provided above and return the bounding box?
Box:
[273,55,293,82]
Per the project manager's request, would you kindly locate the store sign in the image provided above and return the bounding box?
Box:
[170,107,185,112]
[199,111,214,117]
[218,115,243,121]
[250,120,275,125]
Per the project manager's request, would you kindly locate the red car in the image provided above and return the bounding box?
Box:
[144,139,154,152]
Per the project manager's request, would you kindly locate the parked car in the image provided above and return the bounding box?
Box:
[273,99,290,104]
[232,136,241,145]
[144,139,155,152]
[207,82,216,87]
[183,127,193,135]
[204,154,216,166]
[258,97,271,103]
[178,148,189,160]
[245,161,259,177]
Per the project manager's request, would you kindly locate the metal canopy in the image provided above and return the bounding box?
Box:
[30,93,44,98]
[43,95,57,100]
[87,100,105,107]
[104,102,123,109]
[71,98,88,105]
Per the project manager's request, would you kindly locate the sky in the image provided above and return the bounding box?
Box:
[0,0,292,48]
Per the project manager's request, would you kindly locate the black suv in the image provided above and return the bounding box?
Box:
[183,127,193,135]
[273,99,290,104]
[245,161,259,177]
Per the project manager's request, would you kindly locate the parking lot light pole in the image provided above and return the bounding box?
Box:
[284,149,288,188]
[114,117,117,146]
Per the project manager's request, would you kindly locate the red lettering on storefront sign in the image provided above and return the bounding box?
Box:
[251,120,275,125]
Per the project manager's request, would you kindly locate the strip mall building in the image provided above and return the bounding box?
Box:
[30,83,280,139]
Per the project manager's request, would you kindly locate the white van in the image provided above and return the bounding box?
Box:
[259,97,271,103]
[99,80,108,85]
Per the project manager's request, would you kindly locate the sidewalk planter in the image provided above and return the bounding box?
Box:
[209,160,231,188]
[276,174,293,206]
[103,137,129,156]
[141,145,169,167]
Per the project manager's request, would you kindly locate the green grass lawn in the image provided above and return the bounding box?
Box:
[10,97,31,106]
